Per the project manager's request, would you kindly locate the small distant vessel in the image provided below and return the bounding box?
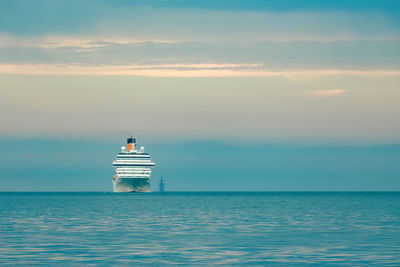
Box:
[159,177,165,192]
[112,137,155,192]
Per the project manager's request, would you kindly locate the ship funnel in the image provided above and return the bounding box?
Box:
[127,137,136,152]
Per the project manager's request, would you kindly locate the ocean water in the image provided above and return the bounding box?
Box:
[0,192,399,266]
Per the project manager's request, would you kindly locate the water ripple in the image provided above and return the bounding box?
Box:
[0,192,399,265]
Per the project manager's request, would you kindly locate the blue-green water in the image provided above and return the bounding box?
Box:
[0,192,399,265]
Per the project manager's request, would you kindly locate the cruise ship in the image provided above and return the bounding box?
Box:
[112,137,155,192]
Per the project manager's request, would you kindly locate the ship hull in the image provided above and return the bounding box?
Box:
[113,178,151,192]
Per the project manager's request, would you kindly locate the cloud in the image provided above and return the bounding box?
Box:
[306,89,347,97]
[0,33,178,49]
[1,7,399,74]
[1,34,399,71]
[0,63,399,77]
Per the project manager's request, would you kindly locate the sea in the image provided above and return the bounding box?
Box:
[0,192,399,266]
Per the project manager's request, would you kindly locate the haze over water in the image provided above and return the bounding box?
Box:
[1,192,399,265]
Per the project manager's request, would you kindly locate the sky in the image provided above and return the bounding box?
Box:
[0,0,399,191]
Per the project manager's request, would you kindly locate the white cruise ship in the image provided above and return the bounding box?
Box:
[112,137,155,192]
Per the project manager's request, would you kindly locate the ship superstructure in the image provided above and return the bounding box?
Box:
[112,137,155,192]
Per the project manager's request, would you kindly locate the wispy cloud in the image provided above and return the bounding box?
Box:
[1,63,399,77]
[1,34,399,71]
[0,33,179,49]
[306,89,347,98]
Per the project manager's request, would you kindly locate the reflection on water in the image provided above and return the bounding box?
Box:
[1,192,400,265]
